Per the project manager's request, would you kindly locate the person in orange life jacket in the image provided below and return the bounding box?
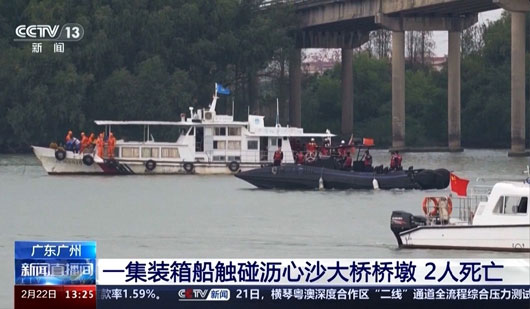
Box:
[363,149,372,167]
[96,133,105,158]
[65,130,73,150]
[65,130,73,142]
[80,132,89,153]
[273,147,283,166]
[343,152,353,169]
[88,133,95,144]
[307,138,317,153]
[107,132,116,158]
[296,151,305,165]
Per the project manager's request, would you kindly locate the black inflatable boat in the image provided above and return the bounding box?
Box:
[235,164,450,190]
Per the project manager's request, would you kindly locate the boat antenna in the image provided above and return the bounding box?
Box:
[232,98,235,117]
[275,98,280,127]
[247,105,250,117]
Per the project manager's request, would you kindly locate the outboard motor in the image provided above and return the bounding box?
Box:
[390,211,426,247]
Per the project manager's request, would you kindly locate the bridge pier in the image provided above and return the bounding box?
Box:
[509,11,528,156]
[391,31,406,150]
[341,48,354,135]
[289,48,302,128]
[447,31,462,151]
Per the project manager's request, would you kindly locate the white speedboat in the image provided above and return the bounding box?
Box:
[390,181,530,252]
[33,93,334,175]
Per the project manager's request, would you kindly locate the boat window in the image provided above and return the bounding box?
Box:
[213,156,225,161]
[122,147,139,158]
[214,141,226,149]
[271,138,277,146]
[227,141,241,150]
[215,127,226,136]
[161,148,179,158]
[141,147,159,158]
[247,140,258,150]
[228,127,241,136]
[493,196,527,214]
[227,156,240,162]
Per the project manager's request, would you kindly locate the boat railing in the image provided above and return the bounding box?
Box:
[449,186,491,224]
[451,195,488,224]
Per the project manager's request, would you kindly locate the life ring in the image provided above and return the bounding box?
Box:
[228,161,240,172]
[55,148,66,161]
[422,197,452,216]
[183,162,194,174]
[82,154,94,166]
[145,160,157,171]
[271,166,278,175]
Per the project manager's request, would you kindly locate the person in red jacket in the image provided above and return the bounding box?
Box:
[343,152,353,170]
[296,151,305,165]
[273,147,283,166]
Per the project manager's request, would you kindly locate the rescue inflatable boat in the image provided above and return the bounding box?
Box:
[234,164,450,190]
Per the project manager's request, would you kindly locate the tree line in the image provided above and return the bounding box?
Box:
[301,13,530,148]
[0,2,528,152]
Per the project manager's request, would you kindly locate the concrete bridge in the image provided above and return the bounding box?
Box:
[281,0,529,156]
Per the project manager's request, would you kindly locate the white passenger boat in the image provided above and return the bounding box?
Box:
[390,181,530,252]
[32,94,334,175]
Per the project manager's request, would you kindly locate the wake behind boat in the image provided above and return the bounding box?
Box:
[390,180,530,252]
[32,85,334,175]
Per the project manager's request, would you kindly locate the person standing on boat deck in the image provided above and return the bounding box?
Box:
[363,149,373,169]
[80,132,89,153]
[395,151,403,170]
[65,130,73,150]
[307,138,317,153]
[273,147,283,166]
[320,143,329,156]
[96,133,105,158]
[296,151,305,165]
[343,152,353,170]
[107,132,116,158]
[338,140,347,157]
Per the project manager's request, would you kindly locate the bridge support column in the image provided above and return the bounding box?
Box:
[448,31,462,151]
[341,48,353,135]
[509,12,528,156]
[289,48,302,127]
[392,31,405,149]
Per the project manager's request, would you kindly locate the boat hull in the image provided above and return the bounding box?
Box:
[234,164,448,190]
[32,146,261,175]
[396,224,530,252]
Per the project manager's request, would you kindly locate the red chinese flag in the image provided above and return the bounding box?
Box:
[450,173,469,196]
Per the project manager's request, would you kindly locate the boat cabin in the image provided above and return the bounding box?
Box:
[94,95,334,166]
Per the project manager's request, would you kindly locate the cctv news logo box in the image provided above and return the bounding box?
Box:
[178,288,230,301]
[14,24,84,41]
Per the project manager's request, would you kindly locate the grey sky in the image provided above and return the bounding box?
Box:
[433,9,503,56]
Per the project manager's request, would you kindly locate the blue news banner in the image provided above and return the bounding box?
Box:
[96,258,530,309]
